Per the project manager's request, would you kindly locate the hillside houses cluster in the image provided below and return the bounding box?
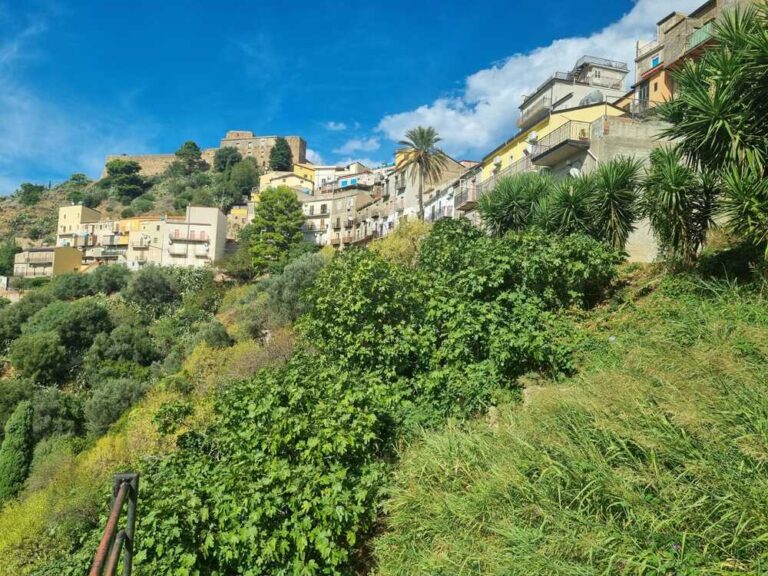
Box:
[11,0,749,279]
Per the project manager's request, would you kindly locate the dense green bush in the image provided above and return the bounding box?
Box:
[265,252,329,325]
[0,379,32,442]
[85,324,159,367]
[9,332,69,385]
[47,273,95,300]
[89,265,131,294]
[0,291,54,350]
[0,401,34,505]
[122,265,180,315]
[31,388,85,443]
[84,379,148,435]
[136,356,391,574]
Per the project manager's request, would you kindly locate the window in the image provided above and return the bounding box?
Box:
[638,82,650,102]
[653,82,658,92]
[156,225,160,232]
[190,230,196,240]
[651,55,661,68]
[321,204,328,214]
[309,205,315,216]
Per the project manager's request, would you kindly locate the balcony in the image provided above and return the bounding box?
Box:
[636,38,661,60]
[455,181,479,212]
[687,21,714,52]
[131,240,150,249]
[629,99,662,118]
[169,244,188,256]
[478,156,536,196]
[518,97,552,130]
[194,246,209,258]
[531,121,592,167]
[168,231,209,242]
[18,253,54,265]
[332,218,341,230]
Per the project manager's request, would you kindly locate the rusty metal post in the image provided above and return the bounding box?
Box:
[104,530,126,576]
[89,481,129,576]
[112,473,139,576]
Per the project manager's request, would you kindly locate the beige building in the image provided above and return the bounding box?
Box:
[219,132,307,170]
[13,247,83,278]
[259,172,314,194]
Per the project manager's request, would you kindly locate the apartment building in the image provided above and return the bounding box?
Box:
[300,193,333,246]
[259,171,314,194]
[293,162,371,191]
[13,247,83,278]
[518,55,630,132]
[22,204,229,274]
[627,0,755,114]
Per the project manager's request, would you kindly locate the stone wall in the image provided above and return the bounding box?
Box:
[102,154,176,178]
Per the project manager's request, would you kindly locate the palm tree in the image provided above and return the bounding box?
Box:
[540,174,595,236]
[396,127,450,220]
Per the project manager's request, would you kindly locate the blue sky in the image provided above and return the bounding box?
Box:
[0,0,703,194]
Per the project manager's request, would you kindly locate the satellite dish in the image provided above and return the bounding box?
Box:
[527,131,538,143]
[493,156,502,166]
[579,89,605,106]
[569,167,582,178]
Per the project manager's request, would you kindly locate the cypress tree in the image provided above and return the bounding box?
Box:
[269,137,293,171]
[0,401,34,505]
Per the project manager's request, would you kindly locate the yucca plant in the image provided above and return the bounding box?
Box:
[640,147,718,263]
[720,152,768,255]
[591,156,642,250]
[539,174,595,236]
[478,172,553,236]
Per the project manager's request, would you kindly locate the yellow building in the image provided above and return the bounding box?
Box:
[13,247,83,278]
[477,102,626,187]
[293,163,316,183]
[259,171,314,194]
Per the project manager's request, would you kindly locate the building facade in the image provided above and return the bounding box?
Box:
[219,132,307,169]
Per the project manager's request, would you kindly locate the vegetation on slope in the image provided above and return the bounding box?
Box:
[373,271,768,575]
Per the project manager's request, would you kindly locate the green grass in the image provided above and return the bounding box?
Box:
[373,275,768,575]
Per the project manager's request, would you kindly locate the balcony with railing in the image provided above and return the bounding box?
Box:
[17,251,55,265]
[131,239,150,249]
[687,20,714,52]
[636,38,661,60]
[476,156,536,197]
[531,121,592,166]
[454,180,479,212]
[168,230,209,242]
[518,96,552,130]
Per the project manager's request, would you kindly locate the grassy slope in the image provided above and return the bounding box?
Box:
[374,273,768,575]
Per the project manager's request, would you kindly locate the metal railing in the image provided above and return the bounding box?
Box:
[532,121,591,158]
[687,21,714,51]
[89,473,139,576]
[478,156,535,196]
[518,97,552,128]
[636,38,661,59]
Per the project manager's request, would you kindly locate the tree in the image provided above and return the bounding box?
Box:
[640,147,718,263]
[396,126,450,220]
[102,159,149,204]
[213,147,242,173]
[229,157,260,196]
[0,238,20,276]
[89,264,131,294]
[122,265,180,313]
[84,378,147,435]
[9,331,69,385]
[249,186,306,274]
[478,172,553,236]
[268,137,293,171]
[14,183,46,207]
[0,401,33,505]
[0,379,32,442]
[658,5,768,253]
[174,141,208,174]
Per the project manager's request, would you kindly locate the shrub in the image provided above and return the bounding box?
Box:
[31,388,85,443]
[0,401,34,505]
[89,265,131,294]
[265,252,329,325]
[47,273,95,301]
[9,332,68,385]
[85,324,159,367]
[135,355,391,574]
[0,292,54,350]
[369,219,432,267]
[22,298,113,354]
[478,172,553,235]
[0,379,33,442]
[84,379,148,436]
[122,265,180,314]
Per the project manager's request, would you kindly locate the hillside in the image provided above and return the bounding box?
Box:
[374,271,768,574]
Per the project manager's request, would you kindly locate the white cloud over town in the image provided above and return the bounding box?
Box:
[333,137,380,155]
[376,0,703,159]
[323,121,347,131]
[306,148,325,164]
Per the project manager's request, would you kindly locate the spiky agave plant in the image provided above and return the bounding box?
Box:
[540,174,596,237]
[478,172,553,237]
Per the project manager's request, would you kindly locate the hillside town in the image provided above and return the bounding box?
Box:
[5,0,743,282]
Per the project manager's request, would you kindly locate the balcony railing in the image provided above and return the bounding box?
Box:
[194,245,209,258]
[687,21,714,51]
[532,121,591,159]
[168,232,209,242]
[131,240,150,249]
[518,97,552,129]
[454,180,479,211]
[636,38,661,59]
[478,156,536,196]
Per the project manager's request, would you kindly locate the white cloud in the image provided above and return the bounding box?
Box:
[376,0,703,159]
[306,148,325,164]
[0,10,158,192]
[334,157,387,169]
[334,137,380,155]
[323,121,347,131]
